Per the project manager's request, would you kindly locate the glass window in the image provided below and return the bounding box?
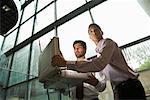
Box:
[37,0,54,12]
[22,1,36,23]
[30,79,49,100]
[30,40,41,78]
[34,4,54,34]
[9,45,30,86]
[19,0,26,5]
[122,40,150,70]
[58,11,95,61]
[30,31,55,78]
[2,29,17,53]
[6,82,27,100]
[38,30,55,51]
[17,18,34,45]
[0,36,4,49]
[0,54,11,87]
[57,0,85,19]
[90,0,150,46]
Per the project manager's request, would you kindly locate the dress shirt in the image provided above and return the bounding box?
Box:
[66,58,106,100]
[70,71,106,100]
[73,38,138,86]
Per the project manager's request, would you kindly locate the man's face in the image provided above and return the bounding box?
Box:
[88,27,102,42]
[74,43,86,58]
[88,28,97,41]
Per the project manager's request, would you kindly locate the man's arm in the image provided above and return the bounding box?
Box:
[75,39,116,72]
[84,72,106,92]
[51,39,116,73]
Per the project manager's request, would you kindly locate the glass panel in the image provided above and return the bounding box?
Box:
[30,79,49,100]
[6,78,66,100]
[90,0,150,46]
[34,4,54,34]
[19,0,26,6]
[58,11,94,60]
[0,36,4,49]
[61,93,70,100]
[2,29,17,53]
[0,54,11,87]
[57,0,85,19]
[17,18,33,45]
[122,40,150,70]
[9,45,30,86]
[37,0,53,12]
[6,82,27,100]
[22,1,36,23]
[30,40,41,77]
[38,30,55,51]
[0,87,4,100]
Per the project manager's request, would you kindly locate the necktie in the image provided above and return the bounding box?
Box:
[76,82,84,100]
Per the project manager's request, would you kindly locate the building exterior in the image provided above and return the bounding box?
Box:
[0,0,150,100]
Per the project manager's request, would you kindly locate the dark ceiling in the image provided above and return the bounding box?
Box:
[0,0,18,36]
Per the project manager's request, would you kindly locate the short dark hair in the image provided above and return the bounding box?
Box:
[88,23,103,35]
[73,40,86,49]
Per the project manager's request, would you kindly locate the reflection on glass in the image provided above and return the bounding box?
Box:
[2,29,17,53]
[0,54,10,87]
[30,40,41,78]
[30,79,49,100]
[122,40,150,70]
[9,45,30,86]
[6,82,27,100]
[0,36,4,48]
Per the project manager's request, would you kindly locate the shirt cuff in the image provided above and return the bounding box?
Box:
[94,81,106,92]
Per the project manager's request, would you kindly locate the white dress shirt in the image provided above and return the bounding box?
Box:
[70,71,106,100]
[75,38,138,86]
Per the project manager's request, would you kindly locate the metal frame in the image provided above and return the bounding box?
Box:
[4,0,107,57]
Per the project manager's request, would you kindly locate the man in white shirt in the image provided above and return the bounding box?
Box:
[52,23,146,100]
[69,40,106,100]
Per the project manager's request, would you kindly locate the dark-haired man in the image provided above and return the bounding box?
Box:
[52,23,146,100]
[69,40,106,100]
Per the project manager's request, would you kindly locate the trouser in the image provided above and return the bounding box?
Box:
[113,78,146,100]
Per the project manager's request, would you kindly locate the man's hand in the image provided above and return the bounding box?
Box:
[84,73,98,86]
[51,55,66,67]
